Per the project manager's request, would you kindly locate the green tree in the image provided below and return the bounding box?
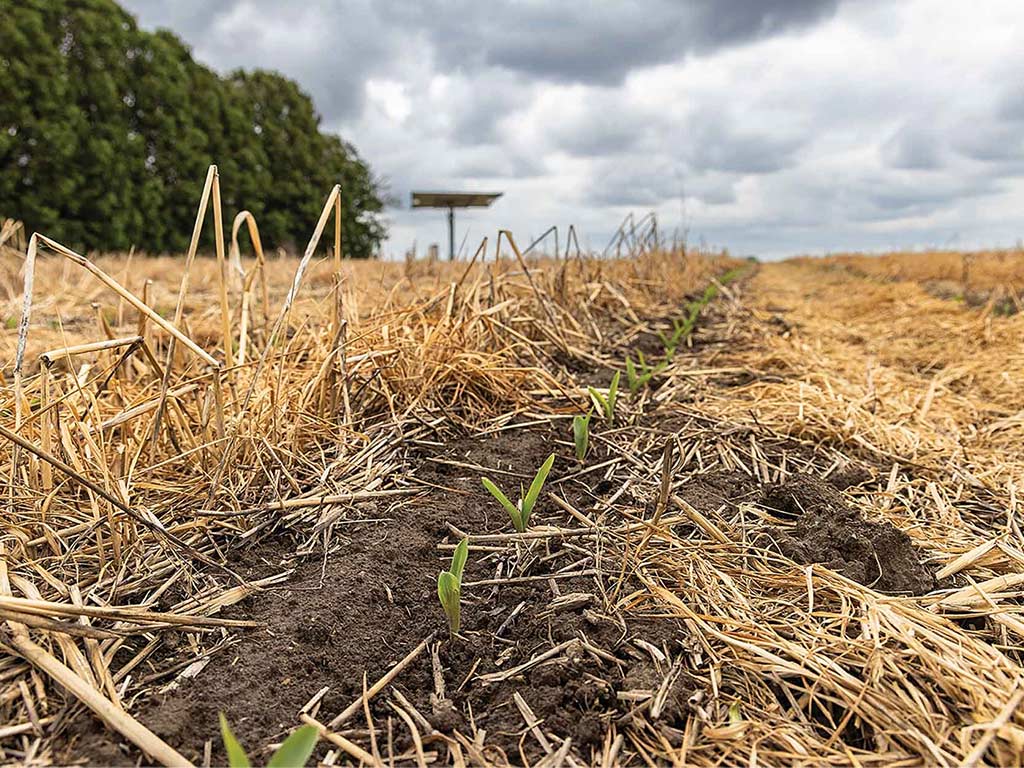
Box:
[0,1,83,243]
[229,71,385,256]
[0,0,386,256]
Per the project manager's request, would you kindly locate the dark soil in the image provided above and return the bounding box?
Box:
[674,467,931,595]
[67,424,700,766]
[63,438,934,766]
[760,476,934,595]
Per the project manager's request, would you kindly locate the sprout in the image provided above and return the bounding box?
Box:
[728,701,744,725]
[437,537,469,635]
[588,371,620,426]
[220,713,318,768]
[573,412,591,462]
[659,301,704,360]
[481,453,556,532]
[626,354,654,394]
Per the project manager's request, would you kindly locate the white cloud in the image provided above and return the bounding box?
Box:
[122,0,1024,259]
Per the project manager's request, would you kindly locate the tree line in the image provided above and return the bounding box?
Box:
[0,0,387,257]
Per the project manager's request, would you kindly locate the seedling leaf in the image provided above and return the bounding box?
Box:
[450,537,469,582]
[573,412,591,462]
[521,453,555,526]
[437,571,461,634]
[481,477,523,530]
[637,350,650,376]
[267,725,319,768]
[728,701,743,724]
[625,357,640,393]
[606,371,620,422]
[219,713,251,768]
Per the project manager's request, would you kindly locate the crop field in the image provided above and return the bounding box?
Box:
[1,177,1023,767]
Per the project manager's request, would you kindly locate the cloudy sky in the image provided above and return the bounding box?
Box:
[121,0,1024,259]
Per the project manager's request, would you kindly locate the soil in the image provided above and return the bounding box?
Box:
[674,467,932,596]
[760,477,934,595]
[67,424,702,766]
[68,429,933,765]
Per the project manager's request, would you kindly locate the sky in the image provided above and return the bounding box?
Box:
[120,0,1024,260]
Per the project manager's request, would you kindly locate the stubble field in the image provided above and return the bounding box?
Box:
[1,201,1023,766]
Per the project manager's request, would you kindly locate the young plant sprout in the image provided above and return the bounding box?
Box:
[588,370,620,425]
[573,411,591,462]
[657,324,680,358]
[437,537,469,635]
[626,353,655,394]
[659,300,705,359]
[220,713,318,768]
[481,453,556,532]
[625,356,644,394]
[637,351,652,378]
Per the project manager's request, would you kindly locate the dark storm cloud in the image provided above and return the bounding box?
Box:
[547,95,651,157]
[863,177,999,215]
[686,122,803,175]
[452,147,544,180]
[954,126,1024,165]
[446,72,532,145]
[123,0,840,129]
[551,99,806,174]
[586,157,738,208]
[384,0,840,85]
[116,1,1024,258]
[121,0,396,121]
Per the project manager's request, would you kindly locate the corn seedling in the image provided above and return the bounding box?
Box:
[437,537,469,635]
[661,301,705,358]
[220,713,318,767]
[573,411,591,462]
[719,265,746,283]
[588,371,620,425]
[658,317,689,358]
[627,352,657,393]
[481,453,556,532]
[625,356,646,394]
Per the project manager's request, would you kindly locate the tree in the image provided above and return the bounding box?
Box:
[0,0,386,256]
[228,71,385,256]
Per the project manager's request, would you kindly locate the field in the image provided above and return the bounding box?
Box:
[1,193,1023,767]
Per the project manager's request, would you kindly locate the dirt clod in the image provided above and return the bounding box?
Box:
[762,477,934,595]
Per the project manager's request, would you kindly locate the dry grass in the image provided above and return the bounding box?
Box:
[1,176,1023,767]
[800,248,1024,309]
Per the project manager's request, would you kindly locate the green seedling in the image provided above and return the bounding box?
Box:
[220,713,318,768]
[481,453,556,532]
[573,411,592,462]
[687,299,702,322]
[437,537,469,635]
[626,352,656,393]
[719,266,746,283]
[588,371,620,425]
[658,315,695,358]
[625,356,646,393]
[728,701,744,724]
